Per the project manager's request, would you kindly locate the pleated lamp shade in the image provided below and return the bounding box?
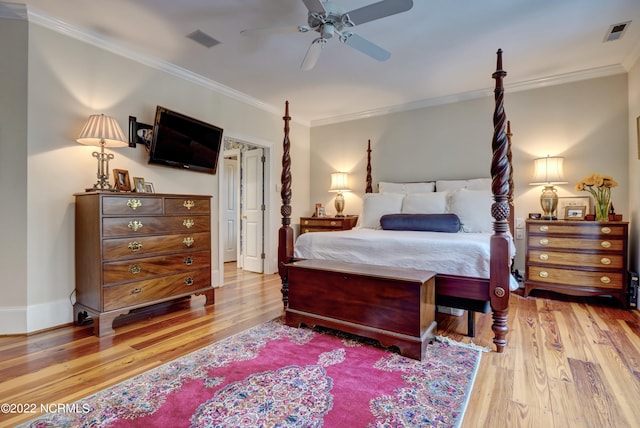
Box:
[76,114,128,147]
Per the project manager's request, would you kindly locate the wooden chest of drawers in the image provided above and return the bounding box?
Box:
[525,219,629,307]
[74,192,214,336]
[299,215,358,234]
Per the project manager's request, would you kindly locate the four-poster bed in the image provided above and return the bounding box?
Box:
[278,49,513,355]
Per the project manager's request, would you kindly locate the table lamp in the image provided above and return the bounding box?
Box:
[529,155,567,220]
[76,114,128,191]
[329,172,351,217]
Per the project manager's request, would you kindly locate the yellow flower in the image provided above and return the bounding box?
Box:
[575,173,617,220]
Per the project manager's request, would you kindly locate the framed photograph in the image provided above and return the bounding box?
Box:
[564,205,586,220]
[143,182,155,193]
[113,169,131,191]
[317,207,325,217]
[558,196,591,219]
[133,177,145,193]
[314,203,322,217]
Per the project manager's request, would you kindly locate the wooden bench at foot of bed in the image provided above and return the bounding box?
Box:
[285,259,438,360]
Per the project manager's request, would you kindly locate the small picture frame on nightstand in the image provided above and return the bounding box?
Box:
[317,207,325,217]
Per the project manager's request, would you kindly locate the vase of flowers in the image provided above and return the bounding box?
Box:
[575,174,618,221]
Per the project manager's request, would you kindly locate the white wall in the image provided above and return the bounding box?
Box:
[0,8,29,332]
[0,15,311,334]
[309,74,630,273]
[628,56,640,273]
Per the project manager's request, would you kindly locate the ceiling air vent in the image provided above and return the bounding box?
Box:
[603,21,631,42]
[187,30,220,48]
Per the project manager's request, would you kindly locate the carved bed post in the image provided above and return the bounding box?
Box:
[278,101,294,307]
[490,49,511,352]
[365,139,373,194]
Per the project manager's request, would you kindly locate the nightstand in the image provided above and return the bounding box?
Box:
[299,215,358,234]
[525,219,629,307]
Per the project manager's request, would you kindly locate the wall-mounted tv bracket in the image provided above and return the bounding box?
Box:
[128,116,153,149]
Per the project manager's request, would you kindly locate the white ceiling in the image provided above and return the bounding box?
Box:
[9,0,640,125]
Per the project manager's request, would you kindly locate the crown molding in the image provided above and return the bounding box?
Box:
[22,6,630,130]
[0,2,27,20]
[25,6,310,127]
[310,64,627,127]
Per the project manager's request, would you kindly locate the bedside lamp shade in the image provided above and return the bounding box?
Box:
[529,155,567,220]
[329,172,351,217]
[77,114,128,191]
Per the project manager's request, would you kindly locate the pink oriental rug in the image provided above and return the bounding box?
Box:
[22,319,482,427]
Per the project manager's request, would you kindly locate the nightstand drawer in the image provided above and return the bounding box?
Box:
[299,216,358,234]
[527,222,626,237]
[302,218,343,227]
[528,250,624,269]
[528,266,624,290]
[527,236,624,252]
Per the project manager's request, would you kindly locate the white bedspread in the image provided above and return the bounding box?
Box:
[294,229,519,291]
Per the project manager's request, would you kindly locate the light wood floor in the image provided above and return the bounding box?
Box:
[1,263,639,427]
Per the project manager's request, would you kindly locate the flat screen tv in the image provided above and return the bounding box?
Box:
[148,106,223,174]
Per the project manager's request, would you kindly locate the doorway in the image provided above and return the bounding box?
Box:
[220,138,268,277]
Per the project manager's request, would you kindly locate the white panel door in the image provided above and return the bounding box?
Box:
[242,148,264,273]
[222,157,238,263]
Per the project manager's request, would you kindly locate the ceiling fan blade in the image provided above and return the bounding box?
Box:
[302,0,326,14]
[346,0,413,25]
[341,32,390,61]
[240,25,306,36]
[301,38,326,70]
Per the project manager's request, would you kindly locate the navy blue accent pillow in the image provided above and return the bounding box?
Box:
[380,213,461,233]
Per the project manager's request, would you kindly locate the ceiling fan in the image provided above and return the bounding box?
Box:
[241,0,414,70]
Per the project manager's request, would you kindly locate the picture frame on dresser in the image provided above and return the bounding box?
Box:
[144,182,155,193]
[558,196,590,218]
[564,206,586,220]
[113,169,131,191]
[133,177,145,193]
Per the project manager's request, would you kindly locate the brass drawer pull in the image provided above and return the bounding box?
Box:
[128,241,143,252]
[601,226,611,234]
[129,264,142,274]
[330,221,337,226]
[539,225,549,232]
[304,220,309,225]
[601,241,611,249]
[183,237,195,247]
[183,200,195,210]
[183,219,195,229]
[539,254,549,261]
[184,257,194,266]
[130,287,143,295]
[303,229,309,233]
[600,257,611,265]
[539,271,549,278]
[128,220,143,231]
[185,277,194,286]
[127,199,142,210]
[600,276,611,284]
[539,239,549,245]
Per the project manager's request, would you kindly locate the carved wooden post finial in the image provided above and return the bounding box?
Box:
[366,139,373,194]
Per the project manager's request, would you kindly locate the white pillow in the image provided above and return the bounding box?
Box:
[401,192,448,214]
[360,193,405,229]
[467,178,492,191]
[436,178,491,192]
[378,181,435,194]
[448,189,493,233]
